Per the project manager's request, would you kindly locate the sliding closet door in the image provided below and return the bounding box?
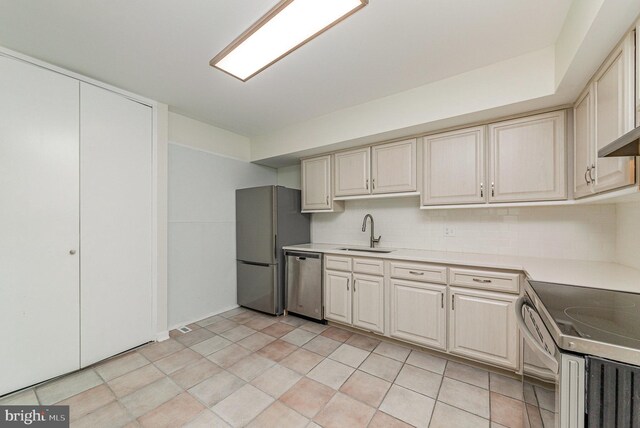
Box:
[80,83,153,366]
[0,55,80,395]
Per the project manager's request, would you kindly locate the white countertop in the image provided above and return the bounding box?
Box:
[283,243,640,293]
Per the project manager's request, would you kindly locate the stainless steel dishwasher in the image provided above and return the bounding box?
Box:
[285,251,323,321]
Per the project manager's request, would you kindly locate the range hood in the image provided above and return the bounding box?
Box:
[598,125,640,157]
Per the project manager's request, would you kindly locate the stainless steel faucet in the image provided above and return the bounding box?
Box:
[361,214,381,248]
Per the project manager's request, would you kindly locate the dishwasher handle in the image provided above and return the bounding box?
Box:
[285,251,321,259]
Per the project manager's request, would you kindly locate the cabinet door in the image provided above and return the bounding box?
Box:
[352,274,384,333]
[80,83,154,367]
[422,127,485,205]
[324,270,352,324]
[0,56,80,395]
[449,288,518,369]
[334,147,370,196]
[574,87,595,198]
[489,111,566,203]
[593,34,636,193]
[371,139,416,194]
[390,280,446,350]
[302,155,331,210]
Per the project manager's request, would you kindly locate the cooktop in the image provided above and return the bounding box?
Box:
[527,280,640,365]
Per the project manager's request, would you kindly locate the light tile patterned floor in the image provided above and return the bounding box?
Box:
[0,307,534,427]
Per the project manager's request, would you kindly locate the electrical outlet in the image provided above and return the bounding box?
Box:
[444,226,456,237]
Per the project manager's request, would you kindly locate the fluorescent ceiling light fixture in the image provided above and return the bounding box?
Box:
[210,0,368,81]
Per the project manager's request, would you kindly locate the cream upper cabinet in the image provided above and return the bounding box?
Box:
[334,147,370,196]
[352,273,384,333]
[390,279,446,350]
[324,269,351,324]
[592,33,636,193]
[371,139,417,194]
[449,288,519,370]
[422,127,486,205]
[574,86,595,198]
[302,155,332,211]
[488,111,566,203]
[637,23,640,125]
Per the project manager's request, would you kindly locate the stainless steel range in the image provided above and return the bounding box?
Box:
[517,280,640,428]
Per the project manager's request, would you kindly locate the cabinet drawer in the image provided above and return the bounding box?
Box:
[449,268,520,293]
[353,258,384,275]
[389,261,447,284]
[325,255,352,272]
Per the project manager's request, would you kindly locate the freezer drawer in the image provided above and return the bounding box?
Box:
[237,261,279,315]
[286,251,323,321]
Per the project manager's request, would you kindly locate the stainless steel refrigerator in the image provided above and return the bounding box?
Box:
[236,186,310,315]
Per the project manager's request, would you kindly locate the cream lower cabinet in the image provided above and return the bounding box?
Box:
[324,269,352,324]
[352,273,384,334]
[390,279,446,350]
[449,287,519,370]
[324,257,384,333]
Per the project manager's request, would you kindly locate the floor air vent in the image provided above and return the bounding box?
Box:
[177,326,192,334]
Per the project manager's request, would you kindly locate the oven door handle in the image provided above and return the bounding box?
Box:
[515,296,559,374]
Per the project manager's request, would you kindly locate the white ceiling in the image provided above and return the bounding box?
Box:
[0,0,572,137]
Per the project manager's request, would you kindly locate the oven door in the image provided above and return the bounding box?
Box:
[516,296,560,428]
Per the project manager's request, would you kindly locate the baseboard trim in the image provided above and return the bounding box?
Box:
[166,305,241,332]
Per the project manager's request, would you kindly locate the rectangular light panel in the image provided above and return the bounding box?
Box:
[210,0,367,81]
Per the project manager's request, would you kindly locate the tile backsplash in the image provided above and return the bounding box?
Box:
[311,197,617,261]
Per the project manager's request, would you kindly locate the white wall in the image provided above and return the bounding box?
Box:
[616,201,640,270]
[277,165,301,190]
[312,198,617,261]
[169,112,251,161]
[167,144,276,328]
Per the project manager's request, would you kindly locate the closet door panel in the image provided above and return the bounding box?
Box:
[0,55,80,395]
[80,83,154,366]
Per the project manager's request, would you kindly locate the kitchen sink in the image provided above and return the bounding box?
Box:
[337,247,394,254]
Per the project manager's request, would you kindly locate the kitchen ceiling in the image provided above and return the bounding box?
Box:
[0,0,572,137]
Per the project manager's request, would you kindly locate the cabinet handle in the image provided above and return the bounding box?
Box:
[326,195,329,205]
[472,278,492,283]
[589,164,595,182]
[585,167,591,185]
[372,178,375,189]
[451,294,455,310]
[366,179,369,190]
[480,182,484,198]
[491,182,495,197]
[441,293,444,309]
[353,279,356,292]
[409,271,424,276]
